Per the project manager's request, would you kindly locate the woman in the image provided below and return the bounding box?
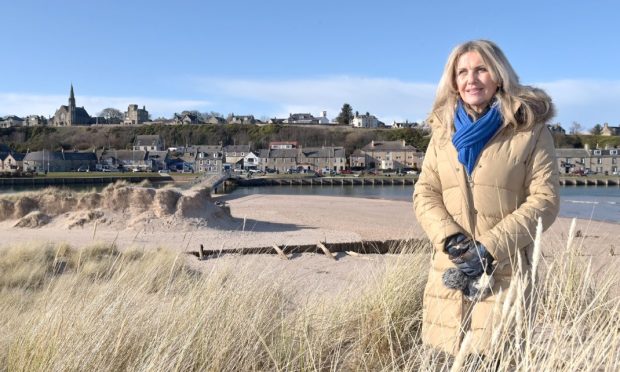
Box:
[413,40,559,355]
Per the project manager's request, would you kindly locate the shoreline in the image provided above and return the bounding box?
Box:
[1,191,618,297]
[1,192,617,251]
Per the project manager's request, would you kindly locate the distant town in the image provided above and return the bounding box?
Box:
[1,85,620,178]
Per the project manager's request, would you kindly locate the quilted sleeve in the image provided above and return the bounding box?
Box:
[413,134,466,252]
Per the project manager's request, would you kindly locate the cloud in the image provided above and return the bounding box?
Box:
[537,79,620,126]
[199,76,437,124]
[0,93,212,119]
[201,76,620,128]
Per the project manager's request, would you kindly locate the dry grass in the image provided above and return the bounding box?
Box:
[0,220,619,371]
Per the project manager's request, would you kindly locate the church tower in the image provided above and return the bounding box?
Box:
[68,84,76,125]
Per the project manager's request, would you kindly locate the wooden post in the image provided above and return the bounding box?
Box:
[198,244,205,260]
[317,241,336,261]
[272,245,289,260]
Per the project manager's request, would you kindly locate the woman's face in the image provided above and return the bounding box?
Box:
[455,51,498,113]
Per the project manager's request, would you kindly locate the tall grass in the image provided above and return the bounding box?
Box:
[0,221,619,371]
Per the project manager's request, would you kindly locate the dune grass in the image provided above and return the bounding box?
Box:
[0,221,618,371]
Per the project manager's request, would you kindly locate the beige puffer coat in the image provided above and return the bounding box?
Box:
[412,110,559,355]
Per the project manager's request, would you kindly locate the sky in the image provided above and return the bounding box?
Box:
[2,0,620,130]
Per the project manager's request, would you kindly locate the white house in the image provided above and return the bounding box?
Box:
[243,151,260,170]
[351,113,380,128]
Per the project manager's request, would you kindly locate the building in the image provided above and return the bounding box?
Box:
[174,112,202,125]
[257,146,345,173]
[186,145,223,173]
[243,151,260,170]
[298,146,346,172]
[0,116,24,128]
[52,85,92,126]
[349,149,366,169]
[23,150,97,172]
[99,149,150,172]
[547,123,566,135]
[258,148,298,173]
[146,150,169,171]
[361,140,424,171]
[223,144,251,169]
[286,112,329,125]
[124,105,149,125]
[351,113,381,128]
[227,114,256,125]
[391,120,419,129]
[133,135,164,151]
[1,153,25,173]
[269,141,298,149]
[205,116,226,125]
[556,146,619,175]
[601,123,620,136]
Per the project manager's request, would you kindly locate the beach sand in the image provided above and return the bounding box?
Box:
[0,184,618,296]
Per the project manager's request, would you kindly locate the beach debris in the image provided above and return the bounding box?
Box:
[317,241,336,260]
[345,251,371,260]
[199,244,205,260]
[272,244,289,260]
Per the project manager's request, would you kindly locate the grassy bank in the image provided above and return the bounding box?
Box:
[0,224,618,371]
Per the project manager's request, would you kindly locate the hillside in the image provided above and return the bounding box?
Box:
[0,124,431,154]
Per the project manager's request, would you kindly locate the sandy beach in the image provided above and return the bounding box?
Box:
[0,183,618,295]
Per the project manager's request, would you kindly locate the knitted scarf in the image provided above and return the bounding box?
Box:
[452,100,503,176]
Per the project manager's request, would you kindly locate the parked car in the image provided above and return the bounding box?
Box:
[76,166,89,172]
[406,170,419,175]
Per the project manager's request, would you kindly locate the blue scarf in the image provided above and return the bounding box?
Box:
[452,100,503,176]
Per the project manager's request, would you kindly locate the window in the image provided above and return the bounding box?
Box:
[597,158,603,164]
[611,150,618,155]
[594,150,602,155]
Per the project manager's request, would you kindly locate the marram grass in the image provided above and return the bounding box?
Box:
[0,221,619,371]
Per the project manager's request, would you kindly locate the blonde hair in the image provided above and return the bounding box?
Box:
[431,40,554,131]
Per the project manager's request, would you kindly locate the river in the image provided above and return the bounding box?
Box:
[227,184,620,223]
[1,182,618,223]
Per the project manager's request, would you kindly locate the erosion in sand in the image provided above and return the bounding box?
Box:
[0,181,236,231]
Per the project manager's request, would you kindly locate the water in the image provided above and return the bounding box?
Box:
[228,184,620,223]
[2,181,618,223]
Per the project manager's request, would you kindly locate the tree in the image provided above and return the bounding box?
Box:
[590,123,603,135]
[98,108,124,123]
[569,121,582,135]
[336,103,353,125]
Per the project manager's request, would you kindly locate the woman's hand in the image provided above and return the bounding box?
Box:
[445,234,494,277]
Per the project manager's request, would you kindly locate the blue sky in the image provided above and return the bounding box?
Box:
[2,0,619,129]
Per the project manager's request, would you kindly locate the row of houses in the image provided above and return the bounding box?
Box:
[5,132,620,176]
[0,136,425,175]
[556,144,620,175]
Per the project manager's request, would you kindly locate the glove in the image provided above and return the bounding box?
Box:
[444,233,469,256]
[445,235,494,278]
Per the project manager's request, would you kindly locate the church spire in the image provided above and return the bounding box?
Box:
[69,84,76,109]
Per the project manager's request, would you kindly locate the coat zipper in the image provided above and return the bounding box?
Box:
[463,124,506,242]
[466,173,477,242]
